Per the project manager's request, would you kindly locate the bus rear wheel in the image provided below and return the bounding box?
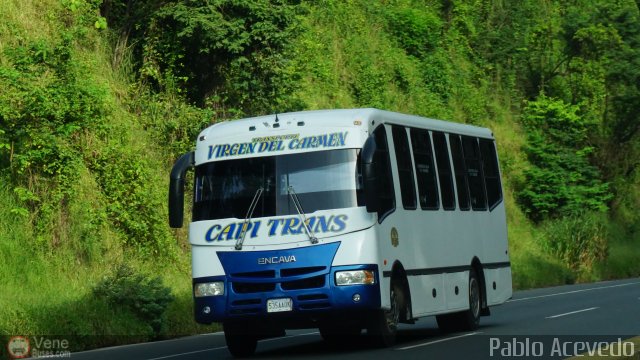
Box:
[224,321,258,358]
[436,269,481,332]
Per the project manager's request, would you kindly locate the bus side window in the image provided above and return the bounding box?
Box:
[392,125,417,210]
[462,136,487,211]
[409,128,439,210]
[449,134,471,211]
[373,125,396,221]
[479,139,503,210]
[432,132,456,210]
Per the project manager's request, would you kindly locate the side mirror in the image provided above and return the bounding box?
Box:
[361,135,379,213]
[169,151,194,228]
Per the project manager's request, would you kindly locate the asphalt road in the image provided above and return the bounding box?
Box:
[71,278,640,360]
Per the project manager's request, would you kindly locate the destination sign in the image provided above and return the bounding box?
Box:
[207,131,349,160]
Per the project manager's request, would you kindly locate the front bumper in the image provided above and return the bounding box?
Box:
[193,263,381,325]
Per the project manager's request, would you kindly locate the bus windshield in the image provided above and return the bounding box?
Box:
[193,149,363,221]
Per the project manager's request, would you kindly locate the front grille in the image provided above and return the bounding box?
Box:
[232,299,261,306]
[281,266,326,277]
[230,308,261,315]
[231,270,276,279]
[232,282,276,294]
[229,265,330,294]
[297,294,328,301]
[299,302,330,310]
[281,275,325,290]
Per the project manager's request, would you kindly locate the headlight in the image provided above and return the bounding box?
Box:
[194,282,225,297]
[335,270,375,286]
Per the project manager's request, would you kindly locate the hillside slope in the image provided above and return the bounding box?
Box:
[1,0,638,352]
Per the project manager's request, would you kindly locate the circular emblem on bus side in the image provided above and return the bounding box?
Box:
[391,227,399,247]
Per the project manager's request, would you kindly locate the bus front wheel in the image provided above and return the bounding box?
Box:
[369,282,402,347]
[224,321,258,358]
[319,324,361,345]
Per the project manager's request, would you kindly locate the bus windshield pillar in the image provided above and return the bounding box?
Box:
[361,135,379,213]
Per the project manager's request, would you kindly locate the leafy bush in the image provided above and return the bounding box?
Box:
[0,18,110,248]
[87,146,173,253]
[129,92,214,158]
[0,35,107,175]
[385,6,443,58]
[518,95,611,221]
[93,264,174,336]
[542,212,608,272]
[109,0,303,116]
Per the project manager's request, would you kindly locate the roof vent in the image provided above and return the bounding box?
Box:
[273,123,280,128]
[297,121,305,126]
[249,126,256,131]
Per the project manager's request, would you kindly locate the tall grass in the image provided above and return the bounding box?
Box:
[0,181,211,351]
[0,0,213,350]
[594,220,640,280]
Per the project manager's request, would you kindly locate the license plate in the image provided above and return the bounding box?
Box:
[267,298,293,313]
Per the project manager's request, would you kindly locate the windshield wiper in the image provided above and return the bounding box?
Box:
[235,187,264,250]
[287,186,318,244]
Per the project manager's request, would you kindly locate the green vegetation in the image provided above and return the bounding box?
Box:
[0,0,638,352]
[93,264,174,336]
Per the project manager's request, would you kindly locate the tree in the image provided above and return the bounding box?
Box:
[518,96,611,221]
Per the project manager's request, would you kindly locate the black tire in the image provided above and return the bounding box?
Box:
[435,312,460,333]
[224,322,258,358]
[436,269,481,333]
[319,324,361,345]
[463,269,482,330]
[369,282,401,347]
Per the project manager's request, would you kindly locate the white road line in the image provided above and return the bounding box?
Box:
[396,332,481,351]
[507,282,640,303]
[546,307,599,319]
[72,334,212,354]
[143,331,319,360]
[145,347,227,360]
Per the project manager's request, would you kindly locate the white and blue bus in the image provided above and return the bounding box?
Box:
[168,108,512,357]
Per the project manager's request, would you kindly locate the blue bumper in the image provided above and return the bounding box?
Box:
[193,242,381,325]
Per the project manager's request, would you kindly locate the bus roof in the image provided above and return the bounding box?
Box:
[198,108,493,141]
[193,109,494,165]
